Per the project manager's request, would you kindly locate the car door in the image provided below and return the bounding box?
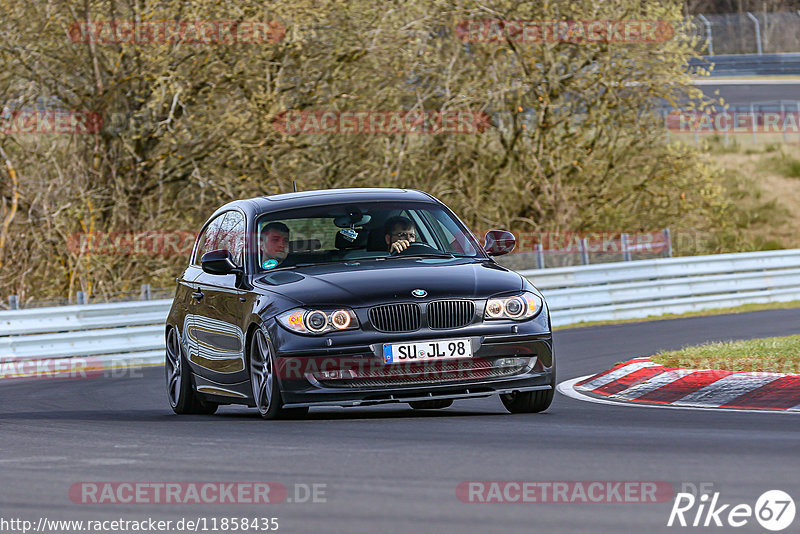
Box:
[191,210,250,389]
[182,212,228,372]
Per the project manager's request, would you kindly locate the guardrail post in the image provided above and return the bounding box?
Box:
[76,291,86,305]
[621,233,631,262]
[781,102,787,143]
[664,228,673,258]
[750,102,757,144]
[697,14,713,56]
[8,295,18,310]
[140,284,151,301]
[746,12,762,55]
[534,243,545,270]
[796,101,800,143]
[579,238,590,265]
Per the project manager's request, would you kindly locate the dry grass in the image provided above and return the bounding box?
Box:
[652,335,800,374]
[709,143,800,250]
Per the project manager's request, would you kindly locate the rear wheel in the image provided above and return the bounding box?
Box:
[250,328,308,420]
[165,326,218,415]
[409,399,453,410]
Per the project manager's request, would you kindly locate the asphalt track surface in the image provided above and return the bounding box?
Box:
[1,308,799,534]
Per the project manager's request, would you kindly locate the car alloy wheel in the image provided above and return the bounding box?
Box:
[165,325,218,415]
[165,326,183,408]
[250,327,308,420]
[250,329,275,417]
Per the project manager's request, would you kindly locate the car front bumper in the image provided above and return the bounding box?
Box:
[269,326,554,408]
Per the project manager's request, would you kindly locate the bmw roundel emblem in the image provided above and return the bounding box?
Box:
[411,289,427,298]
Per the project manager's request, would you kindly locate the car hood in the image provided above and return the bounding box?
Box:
[253,257,524,307]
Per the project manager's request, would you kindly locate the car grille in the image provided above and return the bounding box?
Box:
[428,300,475,329]
[317,359,527,388]
[369,303,421,332]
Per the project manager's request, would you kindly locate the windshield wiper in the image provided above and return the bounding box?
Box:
[385,253,455,260]
[271,258,381,271]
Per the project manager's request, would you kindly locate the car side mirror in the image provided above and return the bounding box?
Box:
[201,249,238,275]
[484,230,516,256]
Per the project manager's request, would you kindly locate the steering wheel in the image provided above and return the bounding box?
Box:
[392,242,439,256]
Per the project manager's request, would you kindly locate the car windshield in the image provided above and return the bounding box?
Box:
[255,201,484,271]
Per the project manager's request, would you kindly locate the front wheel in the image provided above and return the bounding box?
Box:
[501,359,555,414]
[500,389,553,413]
[250,328,308,420]
[165,326,218,415]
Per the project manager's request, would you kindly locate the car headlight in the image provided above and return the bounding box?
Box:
[485,292,542,321]
[277,308,360,335]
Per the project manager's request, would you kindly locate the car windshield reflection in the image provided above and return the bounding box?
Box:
[256,201,483,272]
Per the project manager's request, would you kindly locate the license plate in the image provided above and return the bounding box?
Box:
[383,338,473,364]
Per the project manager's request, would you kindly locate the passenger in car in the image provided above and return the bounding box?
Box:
[259,222,290,268]
[384,216,416,253]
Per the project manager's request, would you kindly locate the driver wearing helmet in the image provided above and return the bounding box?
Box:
[384,216,417,254]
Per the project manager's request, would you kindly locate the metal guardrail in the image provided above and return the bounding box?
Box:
[690,53,800,77]
[0,300,172,376]
[1,249,798,376]
[0,299,172,336]
[520,249,800,325]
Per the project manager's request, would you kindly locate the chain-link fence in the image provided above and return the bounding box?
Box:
[495,230,674,271]
[690,11,800,55]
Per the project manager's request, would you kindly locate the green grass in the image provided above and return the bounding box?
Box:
[758,152,800,179]
[555,300,800,331]
[652,335,800,374]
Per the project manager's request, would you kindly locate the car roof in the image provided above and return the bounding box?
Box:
[212,188,439,220]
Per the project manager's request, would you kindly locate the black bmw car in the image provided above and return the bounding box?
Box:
[165,188,554,418]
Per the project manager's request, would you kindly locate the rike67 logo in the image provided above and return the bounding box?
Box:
[668,489,795,531]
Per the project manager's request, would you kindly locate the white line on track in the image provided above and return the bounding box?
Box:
[557,376,800,415]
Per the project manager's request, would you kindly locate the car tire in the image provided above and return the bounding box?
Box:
[250,328,309,420]
[165,326,218,415]
[408,399,453,410]
[501,361,556,414]
[500,389,553,413]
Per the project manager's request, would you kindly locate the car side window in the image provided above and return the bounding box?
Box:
[218,212,246,267]
[192,212,228,266]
